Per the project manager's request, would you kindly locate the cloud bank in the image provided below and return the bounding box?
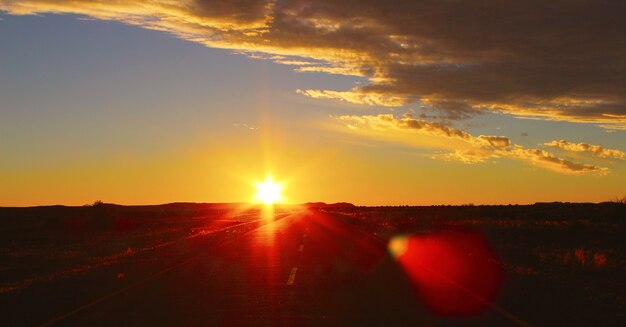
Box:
[1,0,625,129]
[335,114,608,174]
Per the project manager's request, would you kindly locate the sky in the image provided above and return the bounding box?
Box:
[1,1,625,206]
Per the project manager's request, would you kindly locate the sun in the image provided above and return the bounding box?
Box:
[255,177,284,205]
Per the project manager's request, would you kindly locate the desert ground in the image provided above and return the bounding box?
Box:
[1,202,624,326]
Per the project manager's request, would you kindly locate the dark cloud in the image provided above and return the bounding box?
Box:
[1,0,625,128]
[477,135,510,149]
[192,0,271,23]
[282,0,626,128]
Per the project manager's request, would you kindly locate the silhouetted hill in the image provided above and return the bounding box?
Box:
[324,202,356,209]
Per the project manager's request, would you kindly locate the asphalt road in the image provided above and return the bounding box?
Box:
[15,209,528,326]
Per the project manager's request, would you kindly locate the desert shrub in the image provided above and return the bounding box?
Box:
[610,196,626,204]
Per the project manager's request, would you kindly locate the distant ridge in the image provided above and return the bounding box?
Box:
[0,202,357,210]
[5,201,625,209]
[302,202,355,209]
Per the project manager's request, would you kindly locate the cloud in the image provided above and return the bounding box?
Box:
[544,140,626,160]
[433,149,495,165]
[478,100,626,130]
[335,113,608,174]
[507,146,608,174]
[335,113,511,149]
[1,0,625,129]
[297,89,408,107]
[335,113,474,142]
[476,135,511,149]
[233,123,259,131]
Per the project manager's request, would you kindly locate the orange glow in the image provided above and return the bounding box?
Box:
[254,177,284,205]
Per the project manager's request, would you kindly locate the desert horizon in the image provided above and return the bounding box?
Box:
[3,197,626,208]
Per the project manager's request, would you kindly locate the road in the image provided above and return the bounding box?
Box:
[12,208,527,326]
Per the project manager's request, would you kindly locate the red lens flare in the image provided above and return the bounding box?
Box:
[390,230,504,316]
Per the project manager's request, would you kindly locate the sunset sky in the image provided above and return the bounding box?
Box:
[1,1,625,206]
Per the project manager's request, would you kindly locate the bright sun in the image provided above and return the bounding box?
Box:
[255,177,284,205]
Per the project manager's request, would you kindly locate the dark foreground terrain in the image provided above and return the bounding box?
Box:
[0,202,624,326]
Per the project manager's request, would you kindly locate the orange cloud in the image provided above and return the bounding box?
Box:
[298,90,408,107]
[335,114,474,142]
[544,140,626,160]
[506,146,608,175]
[432,149,496,164]
[335,114,608,174]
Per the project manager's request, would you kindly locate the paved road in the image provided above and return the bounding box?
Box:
[34,209,524,326]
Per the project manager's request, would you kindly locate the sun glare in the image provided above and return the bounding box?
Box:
[255,177,284,205]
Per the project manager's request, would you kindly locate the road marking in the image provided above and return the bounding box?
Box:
[298,244,304,252]
[287,267,298,285]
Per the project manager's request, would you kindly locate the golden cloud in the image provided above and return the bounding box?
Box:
[506,146,608,175]
[544,140,626,160]
[335,114,474,142]
[297,90,408,107]
[335,114,608,174]
[432,149,496,165]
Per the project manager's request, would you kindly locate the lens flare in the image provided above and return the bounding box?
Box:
[389,230,504,316]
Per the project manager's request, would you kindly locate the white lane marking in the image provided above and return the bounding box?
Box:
[287,267,298,285]
[299,244,304,252]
